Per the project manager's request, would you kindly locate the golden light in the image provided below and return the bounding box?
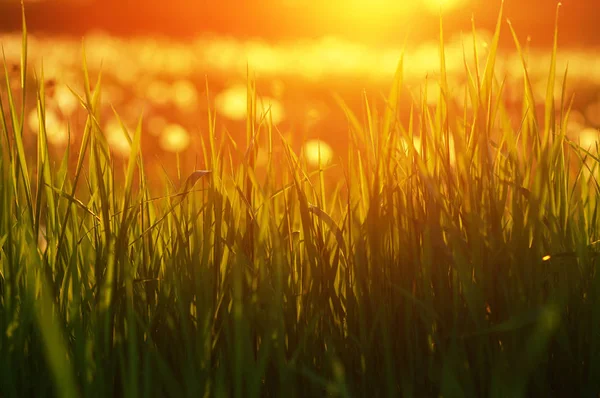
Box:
[214,84,247,121]
[325,0,461,20]
[422,0,464,12]
[160,124,191,153]
[172,79,198,111]
[54,84,79,116]
[214,84,286,124]
[257,97,286,125]
[303,139,334,167]
[148,116,168,136]
[104,119,132,157]
[316,0,464,35]
[579,127,600,181]
[147,80,171,106]
[579,127,600,151]
[566,110,586,137]
[400,136,423,156]
[585,101,600,127]
[27,108,69,146]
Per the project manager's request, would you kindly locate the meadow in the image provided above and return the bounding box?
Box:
[1,4,600,397]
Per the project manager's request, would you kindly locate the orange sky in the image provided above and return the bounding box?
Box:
[0,1,598,48]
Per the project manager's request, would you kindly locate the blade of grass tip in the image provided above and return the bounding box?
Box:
[81,41,93,107]
[544,3,561,145]
[481,0,504,102]
[20,2,27,119]
[362,91,376,164]
[121,112,143,204]
[507,19,540,136]
[34,64,58,239]
[39,65,58,235]
[559,64,570,138]
[471,15,482,97]
[382,40,405,140]
[2,49,33,224]
[54,63,102,266]
[439,8,452,170]
[334,93,366,150]
[33,133,45,240]
[0,81,12,165]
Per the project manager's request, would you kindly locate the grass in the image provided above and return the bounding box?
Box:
[2,3,600,397]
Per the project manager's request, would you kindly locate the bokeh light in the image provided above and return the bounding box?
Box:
[214,84,285,124]
[172,79,198,112]
[104,119,132,157]
[579,127,600,151]
[303,139,334,167]
[160,123,191,153]
[27,108,69,146]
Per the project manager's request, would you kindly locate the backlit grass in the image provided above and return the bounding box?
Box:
[2,3,600,397]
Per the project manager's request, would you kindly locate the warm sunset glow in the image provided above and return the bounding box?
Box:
[579,127,600,151]
[303,139,334,167]
[27,108,69,146]
[214,84,285,124]
[148,115,168,136]
[54,84,78,116]
[321,0,463,20]
[4,1,600,395]
[172,79,198,112]
[104,119,132,157]
[160,123,191,153]
[147,80,171,106]
[423,0,463,12]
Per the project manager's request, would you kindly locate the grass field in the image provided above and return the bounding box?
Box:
[2,4,600,397]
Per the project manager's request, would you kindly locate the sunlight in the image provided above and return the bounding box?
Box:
[172,79,198,112]
[422,0,463,12]
[303,139,334,167]
[148,115,168,136]
[579,127,600,151]
[160,123,191,153]
[214,84,286,124]
[147,80,171,106]
[54,84,78,116]
[105,119,132,157]
[317,0,464,27]
[258,97,286,125]
[214,84,247,121]
[585,100,600,127]
[326,0,463,19]
[27,108,69,146]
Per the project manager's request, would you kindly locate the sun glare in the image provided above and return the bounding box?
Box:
[303,139,334,167]
[160,124,191,153]
[321,0,463,23]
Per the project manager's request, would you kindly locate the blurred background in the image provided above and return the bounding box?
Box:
[0,0,599,177]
